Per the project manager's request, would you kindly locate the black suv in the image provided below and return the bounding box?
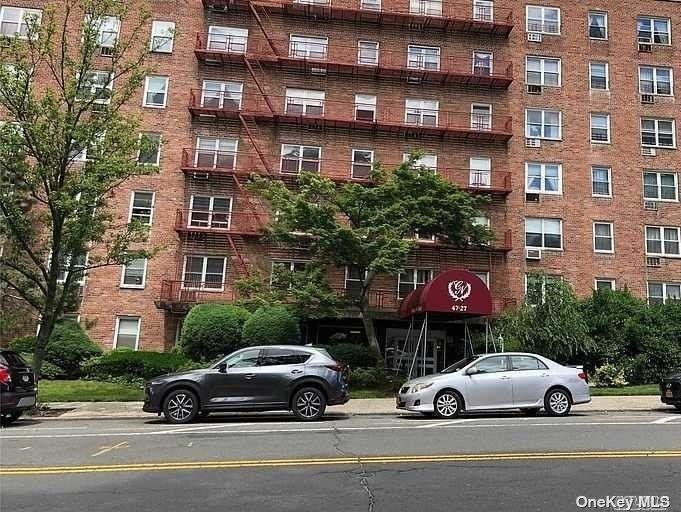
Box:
[660,371,681,410]
[0,349,37,425]
[143,345,350,423]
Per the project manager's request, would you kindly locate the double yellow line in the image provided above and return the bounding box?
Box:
[3,450,681,476]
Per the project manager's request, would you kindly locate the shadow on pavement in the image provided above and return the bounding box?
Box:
[142,412,352,425]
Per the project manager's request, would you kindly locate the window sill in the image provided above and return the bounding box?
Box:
[120,285,146,290]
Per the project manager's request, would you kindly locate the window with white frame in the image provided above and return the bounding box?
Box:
[345,266,366,297]
[591,166,612,197]
[405,99,438,127]
[595,278,615,291]
[150,21,175,53]
[121,258,147,288]
[182,256,227,290]
[473,0,493,22]
[593,222,614,253]
[360,0,381,10]
[403,153,437,171]
[281,144,321,174]
[201,80,243,110]
[525,109,561,140]
[637,17,671,45]
[643,171,678,201]
[143,75,169,108]
[188,196,233,229]
[588,11,607,39]
[473,51,493,76]
[646,226,681,256]
[351,149,374,179]
[472,270,490,287]
[525,162,561,194]
[648,282,681,305]
[590,113,611,143]
[129,191,155,225]
[526,56,560,87]
[589,62,609,90]
[526,5,560,34]
[271,260,307,289]
[357,41,379,66]
[0,6,41,37]
[409,0,442,16]
[355,94,377,121]
[195,137,237,169]
[398,268,433,299]
[525,217,562,249]
[469,157,491,188]
[473,215,490,228]
[207,26,248,53]
[138,132,162,165]
[639,66,673,96]
[471,104,491,130]
[289,35,328,59]
[78,71,113,104]
[114,317,140,350]
[285,88,325,116]
[641,118,676,148]
[407,45,440,71]
[91,15,120,53]
[56,253,87,284]
[525,273,560,305]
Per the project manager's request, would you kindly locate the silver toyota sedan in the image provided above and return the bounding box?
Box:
[396,352,590,418]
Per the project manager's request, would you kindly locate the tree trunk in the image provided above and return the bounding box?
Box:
[359,304,382,364]
[33,314,55,381]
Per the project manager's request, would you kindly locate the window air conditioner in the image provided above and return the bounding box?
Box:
[526,248,542,260]
[643,200,658,211]
[641,94,655,104]
[527,32,542,43]
[526,84,543,94]
[641,147,657,156]
[526,138,541,148]
[646,256,661,268]
[525,193,540,202]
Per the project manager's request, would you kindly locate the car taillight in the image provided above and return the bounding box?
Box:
[577,371,587,381]
[0,366,11,385]
[326,364,345,373]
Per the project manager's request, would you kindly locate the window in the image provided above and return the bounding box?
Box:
[511,355,548,371]
[407,45,440,71]
[281,144,321,174]
[525,162,561,194]
[590,113,611,143]
[471,104,491,131]
[271,260,307,289]
[473,215,490,228]
[595,278,615,291]
[525,273,559,305]
[639,66,673,96]
[473,51,493,76]
[641,118,676,148]
[91,15,120,52]
[398,268,433,299]
[589,62,609,90]
[129,191,155,225]
[588,11,607,39]
[360,0,381,10]
[138,133,161,165]
[409,0,442,16]
[526,5,560,34]
[56,253,87,284]
[188,196,233,229]
[473,0,494,22]
[223,348,261,368]
[355,94,376,121]
[645,226,681,256]
[469,157,491,188]
[195,137,237,169]
[404,153,437,171]
[182,256,227,290]
[351,149,374,179]
[207,26,248,53]
[476,355,509,373]
[345,266,366,298]
[643,171,678,201]
[289,35,327,59]
[285,88,325,116]
[525,217,562,249]
[143,75,169,108]
[591,166,612,197]
[114,317,140,350]
[121,258,147,288]
[637,17,671,45]
[201,80,243,110]
[80,71,113,104]
[260,348,311,366]
[405,99,438,127]
[150,21,175,53]
[526,56,560,87]
[648,282,681,305]
[357,41,379,66]
[0,6,41,37]
[472,271,489,287]
[525,109,561,140]
[593,222,614,253]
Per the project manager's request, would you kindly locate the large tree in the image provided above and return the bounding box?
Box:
[0,0,158,377]
[250,158,492,356]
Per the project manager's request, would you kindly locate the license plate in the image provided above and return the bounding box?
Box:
[21,375,29,383]
[666,390,674,398]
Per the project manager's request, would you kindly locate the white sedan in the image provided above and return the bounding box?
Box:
[396,352,590,418]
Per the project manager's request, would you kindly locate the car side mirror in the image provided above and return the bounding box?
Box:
[466,366,479,376]
[218,362,228,373]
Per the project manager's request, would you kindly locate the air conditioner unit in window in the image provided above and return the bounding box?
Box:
[525,193,540,202]
[641,147,657,156]
[526,138,541,148]
[99,46,115,57]
[638,42,653,53]
[644,200,659,211]
[526,248,542,260]
[526,84,543,95]
[309,67,327,76]
[191,172,210,180]
[641,94,655,104]
[527,32,542,43]
[646,256,662,268]
[406,76,423,84]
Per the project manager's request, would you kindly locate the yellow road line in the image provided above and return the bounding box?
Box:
[3,450,681,476]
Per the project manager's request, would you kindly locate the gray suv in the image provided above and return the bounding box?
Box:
[143,346,350,423]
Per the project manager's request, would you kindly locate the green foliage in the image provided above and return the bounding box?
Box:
[19,353,66,380]
[179,304,251,361]
[348,368,401,391]
[592,363,628,388]
[8,336,36,354]
[322,343,379,369]
[83,350,193,381]
[241,306,301,346]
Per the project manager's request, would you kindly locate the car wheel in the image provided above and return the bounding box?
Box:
[433,390,462,419]
[291,387,326,421]
[163,389,199,424]
[520,408,540,416]
[0,410,22,426]
[544,388,571,416]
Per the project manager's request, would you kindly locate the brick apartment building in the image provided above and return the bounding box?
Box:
[3,0,681,363]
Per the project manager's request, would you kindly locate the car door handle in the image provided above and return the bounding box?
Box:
[291,369,303,374]
[244,373,256,380]
[500,376,511,380]
[541,373,551,377]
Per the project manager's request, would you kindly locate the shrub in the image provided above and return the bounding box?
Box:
[241,306,300,346]
[8,336,36,354]
[592,363,628,388]
[348,368,401,391]
[323,343,379,369]
[19,353,67,380]
[83,350,194,381]
[179,304,251,361]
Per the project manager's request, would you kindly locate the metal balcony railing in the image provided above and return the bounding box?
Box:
[174,209,267,236]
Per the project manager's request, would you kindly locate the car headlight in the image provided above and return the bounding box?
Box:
[411,382,434,393]
[149,380,166,386]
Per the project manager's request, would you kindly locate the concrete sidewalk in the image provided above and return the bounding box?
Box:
[37,395,668,420]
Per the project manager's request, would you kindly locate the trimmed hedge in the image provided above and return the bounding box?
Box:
[179,304,251,361]
[323,343,379,369]
[242,306,300,346]
[83,350,197,381]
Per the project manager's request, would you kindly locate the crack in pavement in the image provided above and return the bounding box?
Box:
[331,427,376,512]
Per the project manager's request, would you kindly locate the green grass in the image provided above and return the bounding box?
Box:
[590,384,659,396]
[38,380,144,402]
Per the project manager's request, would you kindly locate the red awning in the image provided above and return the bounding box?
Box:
[398,269,493,319]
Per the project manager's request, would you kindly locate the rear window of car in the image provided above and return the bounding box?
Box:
[511,355,548,370]
[0,351,28,367]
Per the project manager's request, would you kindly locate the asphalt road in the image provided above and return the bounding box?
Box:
[1,410,680,512]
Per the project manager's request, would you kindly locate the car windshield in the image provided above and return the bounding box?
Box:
[440,356,480,374]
